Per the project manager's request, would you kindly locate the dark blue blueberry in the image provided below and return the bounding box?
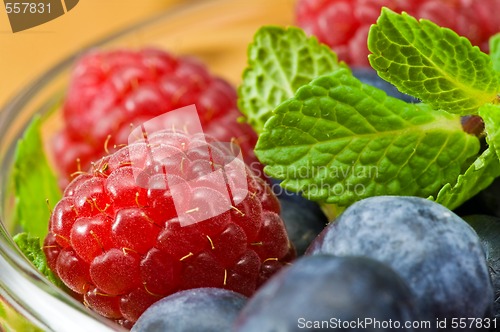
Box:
[131,287,247,332]
[235,254,421,331]
[270,178,327,255]
[307,196,494,330]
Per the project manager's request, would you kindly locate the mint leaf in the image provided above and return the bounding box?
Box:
[368,8,499,115]
[432,147,500,210]
[13,115,61,238]
[479,103,500,158]
[13,233,65,289]
[489,33,500,73]
[255,68,480,207]
[238,26,346,133]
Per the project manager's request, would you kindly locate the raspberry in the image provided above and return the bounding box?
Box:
[296,0,500,67]
[44,129,293,327]
[52,48,261,188]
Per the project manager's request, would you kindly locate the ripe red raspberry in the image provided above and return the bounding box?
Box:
[296,0,500,67]
[52,48,261,188]
[44,128,294,327]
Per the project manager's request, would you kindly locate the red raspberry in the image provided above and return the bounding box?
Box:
[44,129,293,327]
[296,0,500,67]
[52,48,261,188]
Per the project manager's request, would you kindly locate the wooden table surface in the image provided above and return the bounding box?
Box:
[0,0,187,110]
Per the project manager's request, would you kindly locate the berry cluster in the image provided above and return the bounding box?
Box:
[36,2,500,329]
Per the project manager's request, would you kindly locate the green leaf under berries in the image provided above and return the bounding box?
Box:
[12,115,61,239]
[238,26,346,133]
[13,233,65,289]
[255,68,480,207]
[368,8,499,115]
[489,33,500,73]
[432,147,500,210]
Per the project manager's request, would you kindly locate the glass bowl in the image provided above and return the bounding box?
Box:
[0,0,295,330]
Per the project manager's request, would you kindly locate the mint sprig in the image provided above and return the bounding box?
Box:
[238,26,346,133]
[255,68,479,206]
[12,115,62,238]
[368,8,499,115]
[240,9,500,213]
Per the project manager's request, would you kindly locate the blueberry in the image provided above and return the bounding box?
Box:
[307,196,494,329]
[131,287,247,332]
[352,67,419,103]
[278,198,327,255]
[463,215,500,318]
[270,179,327,255]
[234,254,421,331]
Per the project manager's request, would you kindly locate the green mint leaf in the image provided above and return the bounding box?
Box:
[489,33,500,73]
[255,68,480,207]
[13,233,65,289]
[13,115,61,238]
[368,8,499,115]
[238,26,346,133]
[479,103,500,158]
[431,147,500,210]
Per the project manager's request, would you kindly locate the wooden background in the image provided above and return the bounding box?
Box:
[0,0,187,109]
